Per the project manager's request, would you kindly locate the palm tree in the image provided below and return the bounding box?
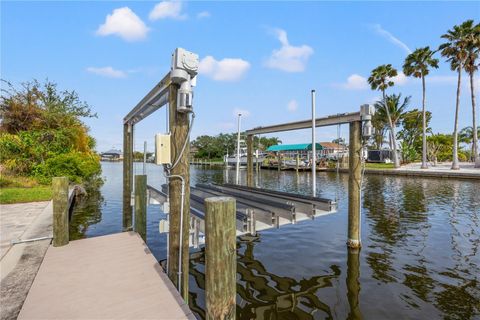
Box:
[374,94,410,159]
[403,47,439,169]
[462,21,480,167]
[440,21,471,170]
[368,64,400,168]
[459,126,480,160]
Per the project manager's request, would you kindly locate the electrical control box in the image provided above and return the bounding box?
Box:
[155,134,171,165]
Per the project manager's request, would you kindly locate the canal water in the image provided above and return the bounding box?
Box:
[70,162,480,319]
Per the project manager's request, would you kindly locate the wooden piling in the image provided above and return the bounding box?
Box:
[167,83,191,301]
[247,134,253,187]
[277,153,281,171]
[134,175,147,242]
[53,177,69,247]
[296,153,300,173]
[347,121,362,248]
[205,197,236,320]
[123,123,133,231]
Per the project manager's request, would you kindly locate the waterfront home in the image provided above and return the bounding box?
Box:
[100,149,123,161]
[318,142,348,159]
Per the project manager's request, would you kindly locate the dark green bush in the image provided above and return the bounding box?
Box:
[33,152,101,184]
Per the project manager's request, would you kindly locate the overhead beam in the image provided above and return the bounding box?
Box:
[123,72,171,125]
[245,112,361,135]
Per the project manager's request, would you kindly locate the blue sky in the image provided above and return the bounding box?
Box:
[2,1,479,152]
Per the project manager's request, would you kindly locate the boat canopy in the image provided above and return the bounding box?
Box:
[266,143,323,152]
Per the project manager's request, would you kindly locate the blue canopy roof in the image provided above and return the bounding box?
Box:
[266,143,323,152]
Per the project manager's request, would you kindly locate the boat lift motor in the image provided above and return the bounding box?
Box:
[171,48,199,113]
[360,104,375,138]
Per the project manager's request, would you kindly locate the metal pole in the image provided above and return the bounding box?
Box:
[236,113,242,185]
[311,89,316,196]
[143,141,147,175]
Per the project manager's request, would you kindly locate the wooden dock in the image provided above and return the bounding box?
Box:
[18,232,195,320]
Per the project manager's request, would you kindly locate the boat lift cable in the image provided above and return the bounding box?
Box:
[359,136,368,243]
[335,124,341,202]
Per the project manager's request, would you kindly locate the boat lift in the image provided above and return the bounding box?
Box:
[148,182,337,247]
[122,47,374,302]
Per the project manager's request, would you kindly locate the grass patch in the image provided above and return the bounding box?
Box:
[0,186,52,204]
[365,163,395,169]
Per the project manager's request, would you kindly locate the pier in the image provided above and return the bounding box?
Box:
[18,232,194,319]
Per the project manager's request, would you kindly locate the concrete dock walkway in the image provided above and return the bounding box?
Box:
[18,232,195,319]
[328,162,480,180]
[1,201,53,320]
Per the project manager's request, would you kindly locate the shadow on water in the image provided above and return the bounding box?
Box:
[70,162,480,319]
[69,179,105,240]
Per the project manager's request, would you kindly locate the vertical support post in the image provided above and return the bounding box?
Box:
[255,149,260,174]
[52,177,69,247]
[143,141,147,175]
[247,134,253,187]
[346,247,361,319]
[277,153,281,171]
[167,84,191,301]
[296,153,300,172]
[123,123,133,231]
[311,89,317,196]
[235,114,242,185]
[348,121,362,248]
[134,175,147,242]
[205,197,236,320]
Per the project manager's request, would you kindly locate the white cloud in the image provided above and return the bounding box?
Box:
[340,74,369,90]
[198,56,250,81]
[96,7,149,42]
[197,11,211,19]
[390,71,408,85]
[287,99,298,112]
[86,66,127,78]
[265,28,313,72]
[233,108,250,118]
[149,1,187,20]
[372,24,412,54]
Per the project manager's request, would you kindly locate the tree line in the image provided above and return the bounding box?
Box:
[369,19,479,169]
[0,80,101,184]
[191,133,281,160]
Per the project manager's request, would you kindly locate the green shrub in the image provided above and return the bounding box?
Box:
[33,152,101,184]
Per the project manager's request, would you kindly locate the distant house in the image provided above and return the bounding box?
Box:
[101,149,123,161]
[318,142,348,158]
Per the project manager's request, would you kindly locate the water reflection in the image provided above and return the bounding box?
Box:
[71,163,480,319]
[189,241,345,319]
[346,248,361,320]
[69,181,104,240]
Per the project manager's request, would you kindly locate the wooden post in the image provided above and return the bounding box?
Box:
[348,121,362,248]
[296,153,299,173]
[277,153,281,171]
[247,134,253,187]
[205,197,236,320]
[123,122,133,231]
[346,247,361,319]
[167,84,191,301]
[134,175,147,242]
[53,177,69,247]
